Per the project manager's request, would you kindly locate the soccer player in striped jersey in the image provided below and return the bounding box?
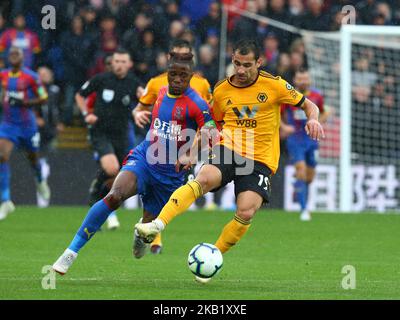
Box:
[281,68,329,221]
[134,39,214,254]
[0,47,49,220]
[52,52,217,274]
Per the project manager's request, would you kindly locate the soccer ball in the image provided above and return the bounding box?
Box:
[187,243,223,279]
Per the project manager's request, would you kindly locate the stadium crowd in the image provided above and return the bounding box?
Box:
[0,0,399,128]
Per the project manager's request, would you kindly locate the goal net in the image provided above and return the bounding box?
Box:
[221,6,400,213]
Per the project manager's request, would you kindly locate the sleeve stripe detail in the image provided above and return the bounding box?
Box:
[295,95,306,107]
[259,71,279,80]
[138,100,153,106]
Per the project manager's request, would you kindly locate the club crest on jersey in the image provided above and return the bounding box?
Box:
[174,106,184,120]
[102,89,115,102]
[257,92,268,103]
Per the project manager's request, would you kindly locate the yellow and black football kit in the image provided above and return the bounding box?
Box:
[209,71,305,202]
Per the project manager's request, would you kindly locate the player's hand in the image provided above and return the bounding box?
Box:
[175,158,193,173]
[36,117,45,128]
[133,109,151,128]
[175,157,194,173]
[175,150,197,173]
[85,114,98,125]
[305,119,325,141]
[200,126,220,147]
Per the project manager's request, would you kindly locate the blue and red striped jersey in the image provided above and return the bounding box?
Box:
[0,67,47,128]
[139,86,215,176]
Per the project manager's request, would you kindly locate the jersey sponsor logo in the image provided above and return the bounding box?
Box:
[257,92,268,103]
[232,106,258,128]
[12,38,30,49]
[286,83,298,100]
[102,89,115,102]
[153,117,183,141]
[6,91,24,100]
[122,95,131,106]
[232,106,258,119]
[286,83,294,90]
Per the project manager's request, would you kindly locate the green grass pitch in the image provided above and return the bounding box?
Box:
[0,206,399,300]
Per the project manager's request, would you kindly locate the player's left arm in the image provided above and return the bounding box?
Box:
[176,100,218,172]
[299,98,325,141]
[277,78,324,141]
[25,74,48,106]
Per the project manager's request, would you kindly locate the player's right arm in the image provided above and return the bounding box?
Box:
[132,77,159,128]
[75,75,100,125]
[132,101,152,128]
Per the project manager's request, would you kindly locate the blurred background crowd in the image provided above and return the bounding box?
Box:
[0,0,399,127]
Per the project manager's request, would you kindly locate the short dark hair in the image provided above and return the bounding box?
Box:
[168,52,194,69]
[113,48,131,58]
[233,39,260,60]
[169,39,192,53]
[295,67,309,75]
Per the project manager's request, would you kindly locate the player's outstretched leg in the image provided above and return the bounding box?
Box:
[214,191,262,254]
[135,165,222,242]
[52,170,137,275]
[0,139,15,221]
[101,155,122,229]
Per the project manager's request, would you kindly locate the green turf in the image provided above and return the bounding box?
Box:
[0,206,399,300]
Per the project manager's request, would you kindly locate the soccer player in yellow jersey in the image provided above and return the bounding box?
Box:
[135,39,325,281]
[133,39,212,255]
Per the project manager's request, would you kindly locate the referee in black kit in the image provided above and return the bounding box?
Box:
[75,48,141,228]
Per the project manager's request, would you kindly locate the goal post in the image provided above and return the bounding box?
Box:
[339,25,400,212]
